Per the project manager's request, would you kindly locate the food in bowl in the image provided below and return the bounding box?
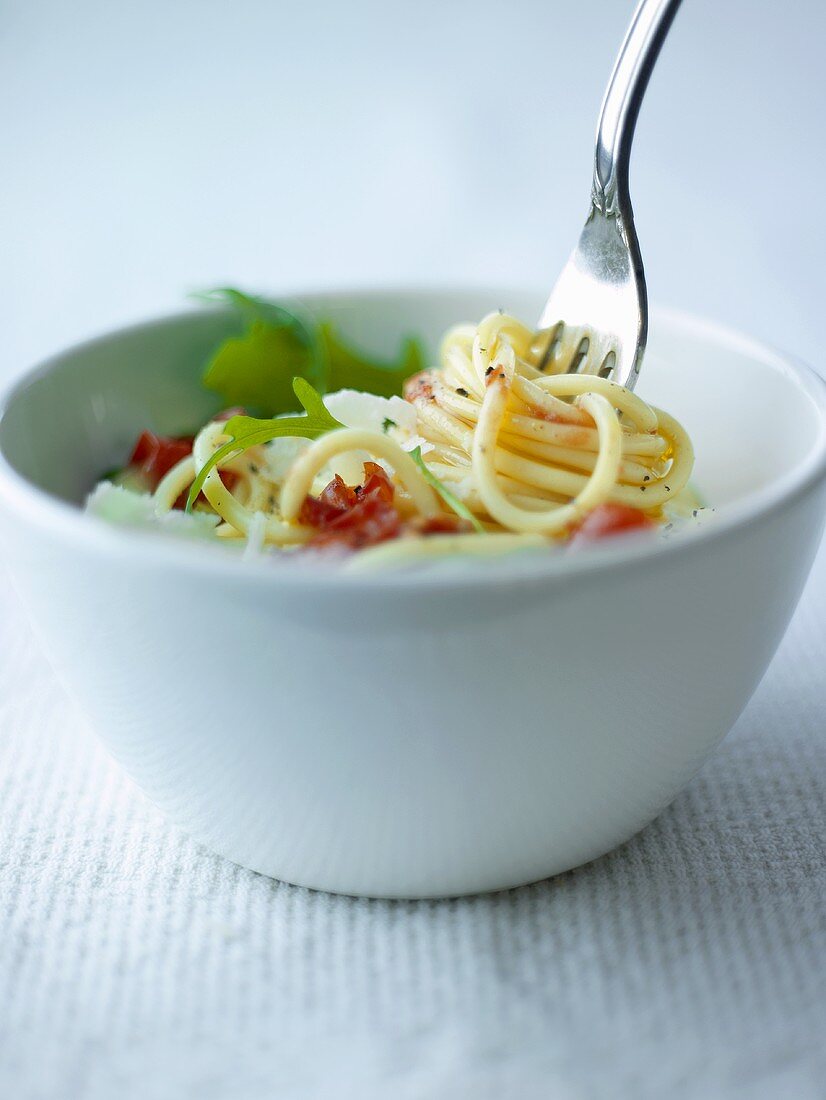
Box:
[0,289,824,897]
[85,289,705,568]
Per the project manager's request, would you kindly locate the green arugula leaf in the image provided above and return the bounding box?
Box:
[321,322,424,399]
[202,322,324,413]
[185,378,342,513]
[197,289,327,414]
[196,288,425,414]
[410,447,485,533]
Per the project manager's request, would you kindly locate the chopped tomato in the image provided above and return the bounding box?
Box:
[129,431,193,489]
[301,462,474,552]
[299,475,356,526]
[309,495,402,551]
[301,464,392,529]
[322,474,359,511]
[570,503,655,544]
[299,496,338,527]
[301,462,401,551]
[358,462,394,504]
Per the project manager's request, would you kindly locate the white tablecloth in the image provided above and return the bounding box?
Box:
[0,544,824,1100]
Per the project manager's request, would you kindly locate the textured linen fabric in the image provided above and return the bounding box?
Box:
[0,547,824,1100]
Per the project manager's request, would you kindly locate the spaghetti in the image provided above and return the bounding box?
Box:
[91,311,697,564]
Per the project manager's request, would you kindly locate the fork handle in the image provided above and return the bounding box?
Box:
[593,0,683,217]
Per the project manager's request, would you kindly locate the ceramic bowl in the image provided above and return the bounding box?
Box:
[1,289,825,898]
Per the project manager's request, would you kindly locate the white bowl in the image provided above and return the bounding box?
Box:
[1,289,825,898]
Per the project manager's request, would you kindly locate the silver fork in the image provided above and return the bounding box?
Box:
[535,0,683,391]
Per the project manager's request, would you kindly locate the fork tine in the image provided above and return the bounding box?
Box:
[532,322,607,378]
[530,322,563,374]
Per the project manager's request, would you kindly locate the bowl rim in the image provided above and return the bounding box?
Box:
[0,287,825,593]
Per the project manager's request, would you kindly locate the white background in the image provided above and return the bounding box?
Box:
[2,0,825,378]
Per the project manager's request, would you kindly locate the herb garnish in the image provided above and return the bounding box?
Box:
[410,447,485,533]
[185,378,342,512]
[320,322,423,400]
[196,287,424,415]
[196,289,326,415]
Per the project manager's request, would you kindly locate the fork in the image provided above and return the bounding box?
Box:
[534,0,683,391]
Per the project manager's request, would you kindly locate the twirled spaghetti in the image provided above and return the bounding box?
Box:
[403,313,694,528]
[88,311,698,564]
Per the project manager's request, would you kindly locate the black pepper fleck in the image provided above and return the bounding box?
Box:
[456,387,469,397]
[485,366,494,377]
